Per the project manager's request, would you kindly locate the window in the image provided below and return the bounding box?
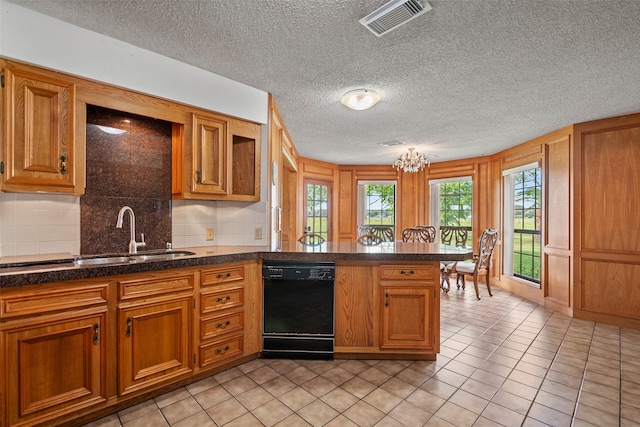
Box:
[429,177,472,245]
[358,182,396,229]
[503,164,541,285]
[304,180,331,241]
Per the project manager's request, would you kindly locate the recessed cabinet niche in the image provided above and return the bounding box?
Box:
[176,113,260,201]
[1,60,82,194]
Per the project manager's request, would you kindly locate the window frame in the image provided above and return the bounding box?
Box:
[502,162,542,286]
[429,176,472,245]
[357,180,397,230]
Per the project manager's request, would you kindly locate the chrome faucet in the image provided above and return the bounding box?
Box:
[116,206,146,254]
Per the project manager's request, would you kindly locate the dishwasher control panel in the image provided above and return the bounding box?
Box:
[262,261,335,281]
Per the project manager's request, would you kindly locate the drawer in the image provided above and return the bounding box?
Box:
[380,264,436,281]
[199,334,243,368]
[200,286,244,314]
[201,265,245,286]
[118,272,195,301]
[1,282,109,319]
[201,310,244,340]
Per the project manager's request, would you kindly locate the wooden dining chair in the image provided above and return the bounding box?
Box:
[297,233,326,246]
[449,228,498,299]
[356,233,384,246]
[439,226,469,291]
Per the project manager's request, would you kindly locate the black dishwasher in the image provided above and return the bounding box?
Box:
[262,260,335,359]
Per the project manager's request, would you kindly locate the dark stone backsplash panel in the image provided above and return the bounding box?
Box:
[81,105,172,255]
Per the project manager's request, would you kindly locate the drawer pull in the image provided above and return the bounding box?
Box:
[215,345,230,355]
[400,270,415,275]
[216,296,232,302]
[93,324,100,344]
[126,317,132,337]
[216,320,231,329]
[216,272,232,279]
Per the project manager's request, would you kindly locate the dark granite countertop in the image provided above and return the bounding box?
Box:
[0,242,472,288]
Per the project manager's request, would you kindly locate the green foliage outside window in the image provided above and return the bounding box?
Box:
[364,184,395,226]
[439,181,472,227]
[513,168,541,282]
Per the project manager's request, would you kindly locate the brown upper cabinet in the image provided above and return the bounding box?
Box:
[1,61,82,194]
[174,112,261,201]
[1,59,261,201]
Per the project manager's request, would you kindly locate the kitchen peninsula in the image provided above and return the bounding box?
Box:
[0,243,470,427]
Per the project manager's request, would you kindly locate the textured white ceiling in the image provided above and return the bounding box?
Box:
[8,0,640,165]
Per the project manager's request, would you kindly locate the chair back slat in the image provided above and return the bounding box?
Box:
[440,226,468,247]
[402,225,436,243]
[356,233,384,246]
[357,225,394,242]
[297,233,325,246]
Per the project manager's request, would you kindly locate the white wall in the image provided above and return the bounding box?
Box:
[0,1,271,258]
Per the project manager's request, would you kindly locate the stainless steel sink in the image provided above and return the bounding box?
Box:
[73,251,196,266]
[73,255,133,265]
[131,251,196,262]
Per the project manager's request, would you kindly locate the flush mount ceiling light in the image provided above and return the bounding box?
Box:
[340,89,381,111]
[392,147,430,173]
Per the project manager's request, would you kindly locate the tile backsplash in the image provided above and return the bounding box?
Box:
[81,105,173,254]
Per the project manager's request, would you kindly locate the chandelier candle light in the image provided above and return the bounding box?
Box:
[393,147,430,173]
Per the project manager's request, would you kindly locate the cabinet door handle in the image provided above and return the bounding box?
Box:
[400,270,415,275]
[60,155,67,174]
[93,323,100,344]
[385,292,389,307]
[195,170,202,184]
[216,320,231,329]
[126,317,132,337]
[216,296,232,302]
[215,345,230,355]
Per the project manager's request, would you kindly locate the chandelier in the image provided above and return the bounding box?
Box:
[392,147,430,173]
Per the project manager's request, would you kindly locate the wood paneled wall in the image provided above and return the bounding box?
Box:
[275,105,640,329]
[544,133,573,314]
[573,113,640,328]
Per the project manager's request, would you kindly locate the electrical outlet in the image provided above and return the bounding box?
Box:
[206,228,214,241]
[254,227,263,240]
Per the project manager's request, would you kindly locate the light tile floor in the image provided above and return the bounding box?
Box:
[82,286,640,427]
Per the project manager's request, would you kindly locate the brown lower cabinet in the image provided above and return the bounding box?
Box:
[0,259,437,426]
[335,262,440,359]
[0,261,261,427]
[0,281,110,427]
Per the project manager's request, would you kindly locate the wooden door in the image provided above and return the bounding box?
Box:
[2,63,77,192]
[380,286,434,350]
[191,113,228,195]
[304,179,332,241]
[118,296,193,396]
[4,313,107,426]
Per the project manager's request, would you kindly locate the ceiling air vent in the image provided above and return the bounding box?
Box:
[360,0,432,37]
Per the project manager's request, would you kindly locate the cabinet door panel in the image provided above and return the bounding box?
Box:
[119,297,192,395]
[380,287,434,350]
[3,65,76,191]
[192,114,227,195]
[4,313,106,426]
